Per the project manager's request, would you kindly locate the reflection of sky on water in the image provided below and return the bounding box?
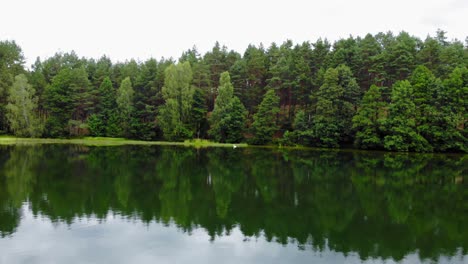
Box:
[0,204,465,264]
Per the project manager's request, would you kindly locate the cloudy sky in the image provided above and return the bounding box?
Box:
[1,0,467,66]
[0,207,459,263]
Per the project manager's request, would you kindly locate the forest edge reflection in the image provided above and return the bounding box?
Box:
[0,145,466,262]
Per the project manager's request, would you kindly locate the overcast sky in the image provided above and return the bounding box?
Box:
[1,0,467,66]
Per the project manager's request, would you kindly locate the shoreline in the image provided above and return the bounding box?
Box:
[0,137,249,148]
[0,136,465,156]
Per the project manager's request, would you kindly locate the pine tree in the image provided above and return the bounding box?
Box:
[44,67,91,137]
[437,67,468,151]
[132,58,163,140]
[251,89,280,144]
[311,65,359,147]
[312,68,342,147]
[88,77,118,136]
[290,110,314,145]
[190,88,208,138]
[383,80,432,152]
[352,85,385,149]
[209,72,247,143]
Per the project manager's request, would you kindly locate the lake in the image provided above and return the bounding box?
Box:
[0,145,466,263]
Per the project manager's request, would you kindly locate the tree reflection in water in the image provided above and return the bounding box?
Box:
[0,145,466,262]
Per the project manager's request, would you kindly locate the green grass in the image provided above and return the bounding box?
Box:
[183,139,248,148]
[0,136,248,148]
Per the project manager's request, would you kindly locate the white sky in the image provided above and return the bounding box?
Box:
[1,0,467,66]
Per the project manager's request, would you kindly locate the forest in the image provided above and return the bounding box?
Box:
[0,30,466,152]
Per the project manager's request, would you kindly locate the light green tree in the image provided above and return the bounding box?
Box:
[6,74,43,137]
[116,77,134,138]
[158,62,194,141]
[209,72,247,143]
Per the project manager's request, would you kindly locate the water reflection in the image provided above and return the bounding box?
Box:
[0,145,466,263]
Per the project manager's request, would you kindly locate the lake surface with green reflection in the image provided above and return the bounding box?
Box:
[0,145,466,263]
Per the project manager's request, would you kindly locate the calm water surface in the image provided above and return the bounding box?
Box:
[0,145,466,264]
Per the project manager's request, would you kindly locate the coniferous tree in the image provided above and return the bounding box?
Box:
[383,80,432,152]
[437,67,468,151]
[409,66,439,146]
[88,77,118,136]
[283,110,314,146]
[190,88,208,138]
[312,68,342,147]
[352,85,385,149]
[251,89,280,144]
[311,65,359,147]
[0,31,466,152]
[209,72,246,143]
[44,67,91,137]
[132,58,161,140]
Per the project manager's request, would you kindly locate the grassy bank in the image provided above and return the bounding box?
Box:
[0,136,248,148]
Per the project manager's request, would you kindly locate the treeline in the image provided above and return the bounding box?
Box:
[0,30,466,152]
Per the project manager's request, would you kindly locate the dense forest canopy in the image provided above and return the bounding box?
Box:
[0,30,466,152]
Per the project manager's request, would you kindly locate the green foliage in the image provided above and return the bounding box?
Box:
[383,81,432,152]
[87,114,104,136]
[44,67,91,137]
[352,85,385,149]
[436,66,468,151]
[0,40,25,132]
[311,65,359,147]
[6,74,43,137]
[131,58,166,140]
[158,62,194,141]
[88,77,118,137]
[284,110,314,146]
[209,72,247,143]
[1,31,466,152]
[190,88,208,138]
[251,89,280,144]
[312,68,342,147]
[116,77,134,138]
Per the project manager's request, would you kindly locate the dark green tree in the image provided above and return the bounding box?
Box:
[44,67,91,137]
[251,89,280,144]
[88,77,118,136]
[383,80,432,152]
[190,88,208,138]
[132,58,162,140]
[311,65,360,147]
[243,44,268,113]
[352,85,385,149]
[311,68,342,147]
[436,67,468,151]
